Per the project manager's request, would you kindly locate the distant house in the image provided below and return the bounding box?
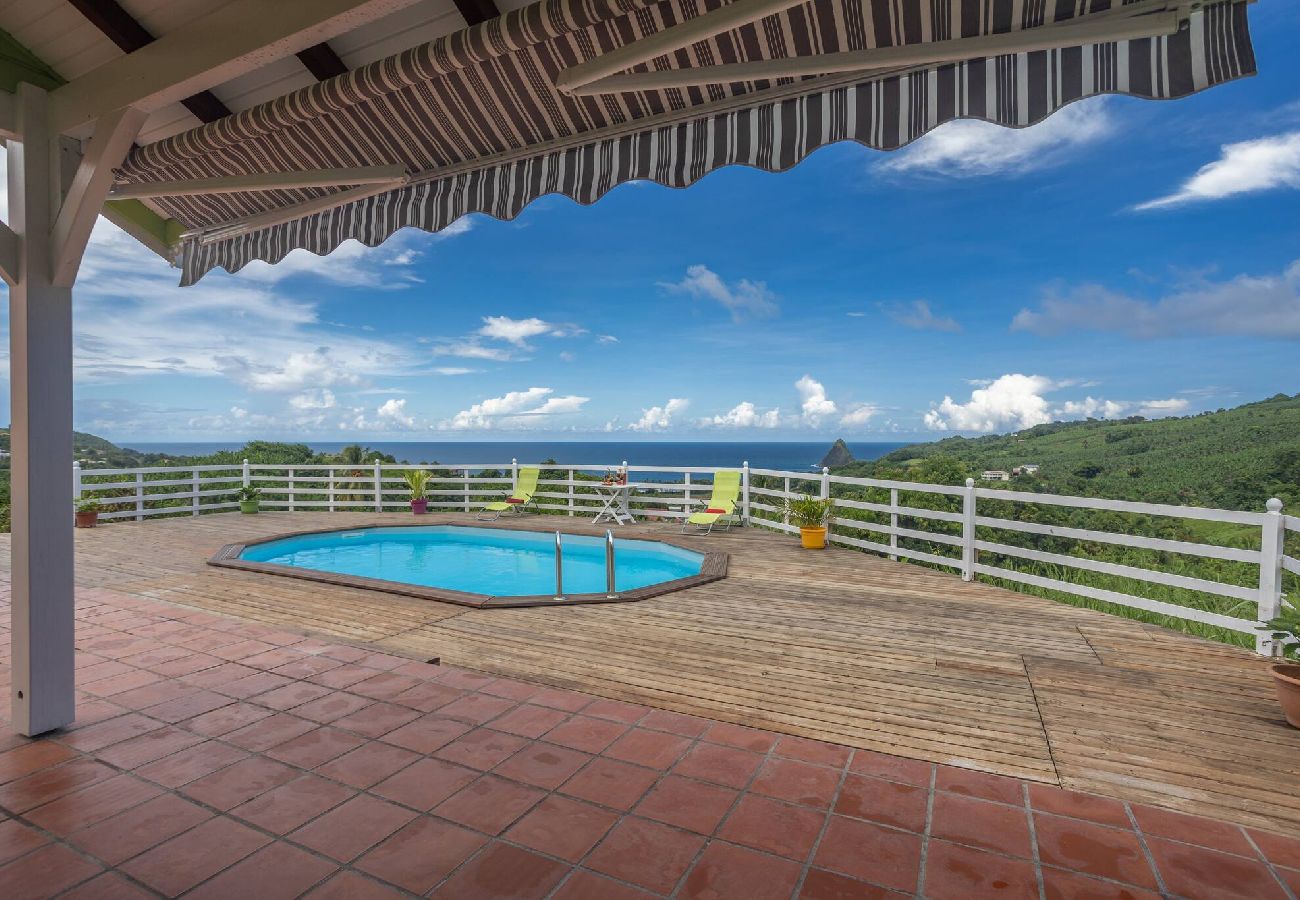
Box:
[981,470,1011,482]
[1012,464,1040,476]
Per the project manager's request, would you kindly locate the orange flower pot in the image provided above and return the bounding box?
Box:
[799,526,827,549]
[1271,664,1300,727]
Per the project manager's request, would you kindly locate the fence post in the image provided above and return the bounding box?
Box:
[783,477,791,526]
[1258,498,1286,655]
[191,468,200,516]
[684,472,692,523]
[374,461,383,512]
[242,458,250,488]
[288,468,296,512]
[889,487,899,561]
[463,468,471,513]
[742,461,750,526]
[328,468,336,512]
[134,472,144,521]
[72,462,81,502]
[961,478,976,582]
[821,467,831,541]
[511,458,518,491]
[568,469,575,517]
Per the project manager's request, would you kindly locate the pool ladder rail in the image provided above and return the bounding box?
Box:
[553,530,618,601]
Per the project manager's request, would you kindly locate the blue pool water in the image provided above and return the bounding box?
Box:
[239,526,703,597]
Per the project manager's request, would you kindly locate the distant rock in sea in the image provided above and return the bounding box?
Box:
[820,439,854,469]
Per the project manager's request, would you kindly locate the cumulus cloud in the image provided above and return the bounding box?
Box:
[878,99,1112,177]
[881,300,961,333]
[478,316,562,345]
[1011,260,1300,339]
[1135,132,1300,210]
[924,374,1191,432]
[289,389,337,410]
[223,348,368,392]
[443,387,588,430]
[429,340,516,361]
[796,375,837,426]
[660,265,779,321]
[630,398,690,432]
[839,404,880,427]
[703,402,781,429]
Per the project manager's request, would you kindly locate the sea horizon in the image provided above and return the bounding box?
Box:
[124,439,915,473]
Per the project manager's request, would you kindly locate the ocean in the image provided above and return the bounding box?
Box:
[125,440,911,474]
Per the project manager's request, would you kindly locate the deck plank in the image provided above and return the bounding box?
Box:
[5,510,1296,834]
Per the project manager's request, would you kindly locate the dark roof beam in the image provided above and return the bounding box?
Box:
[452,0,500,27]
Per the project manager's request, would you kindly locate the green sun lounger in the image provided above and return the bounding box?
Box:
[682,470,741,534]
[478,466,540,520]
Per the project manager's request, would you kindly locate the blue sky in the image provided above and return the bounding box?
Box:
[4,2,1299,444]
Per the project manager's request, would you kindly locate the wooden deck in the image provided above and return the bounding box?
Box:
[7,511,1299,836]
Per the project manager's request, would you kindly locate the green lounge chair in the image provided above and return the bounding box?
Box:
[479,467,540,520]
[682,470,741,534]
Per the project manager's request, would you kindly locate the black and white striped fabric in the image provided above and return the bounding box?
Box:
[113,0,1255,285]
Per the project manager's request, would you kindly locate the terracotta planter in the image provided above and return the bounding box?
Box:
[74,510,98,528]
[411,498,428,515]
[799,526,827,549]
[1271,664,1300,727]
[239,500,259,515]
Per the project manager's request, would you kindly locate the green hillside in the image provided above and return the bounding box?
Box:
[835,392,1300,512]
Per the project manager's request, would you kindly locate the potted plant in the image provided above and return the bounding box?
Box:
[74,497,100,528]
[783,495,832,549]
[1260,602,1300,727]
[235,485,261,514]
[402,469,431,515]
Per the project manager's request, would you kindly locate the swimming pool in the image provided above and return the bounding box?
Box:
[215,525,723,607]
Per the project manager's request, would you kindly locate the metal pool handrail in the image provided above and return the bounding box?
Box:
[554,531,564,601]
[606,529,617,599]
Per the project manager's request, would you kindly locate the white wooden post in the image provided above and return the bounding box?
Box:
[821,467,831,541]
[568,469,575,517]
[463,468,471,512]
[8,85,75,734]
[511,458,518,490]
[288,468,296,512]
[134,472,145,521]
[72,463,82,502]
[242,458,251,487]
[191,468,200,516]
[1258,498,1286,655]
[741,461,750,526]
[374,461,383,512]
[961,478,977,582]
[889,487,899,561]
[783,477,791,526]
[684,472,692,522]
[328,468,336,512]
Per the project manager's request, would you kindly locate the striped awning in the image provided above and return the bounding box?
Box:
[114,0,1257,286]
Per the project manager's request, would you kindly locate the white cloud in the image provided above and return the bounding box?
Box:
[443,387,588,430]
[660,265,779,321]
[879,99,1112,178]
[478,316,556,346]
[881,300,960,333]
[1012,260,1300,339]
[598,334,619,344]
[839,404,880,427]
[433,367,476,376]
[1135,132,1300,210]
[924,374,1193,432]
[430,340,516,361]
[629,398,690,432]
[289,389,336,410]
[796,375,836,426]
[703,401,781,429]
[377,397,416,428]
[236,234,427,289]
[924,374,1055,432]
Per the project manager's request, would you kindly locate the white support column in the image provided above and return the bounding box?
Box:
[328,469,336,512]
[783,477,791,526]
[889,487,899,561]
[741,461,750,526]
[72,463,82,501]
[373,461,383,512]
[821,467,831,542]
[511,458,518,490]
[242,458,251,487]
[463,469,470,513]
[568,469,575,517]
[287,468,296,512]
[134,472,145,520]
[961,478,977,582]
[191,468,200,516]
[1258,498,1286,655]
[684,472,692,522]
[8,84,75,736]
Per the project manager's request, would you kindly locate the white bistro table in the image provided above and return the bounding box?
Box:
[592,482,635,525]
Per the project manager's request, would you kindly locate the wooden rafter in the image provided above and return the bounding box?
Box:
[297,42,350,80]
[452,0,500,27]
[65,0,232,124]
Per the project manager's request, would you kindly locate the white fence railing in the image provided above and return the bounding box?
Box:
[73,459,1296,654]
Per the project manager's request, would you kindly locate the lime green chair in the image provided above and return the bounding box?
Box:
[479,467,540,520]
[682,470,742,534]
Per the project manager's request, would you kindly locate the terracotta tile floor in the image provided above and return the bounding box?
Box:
[0,586,1298,898]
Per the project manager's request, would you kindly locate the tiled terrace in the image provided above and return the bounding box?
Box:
[0,513,1298,898]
